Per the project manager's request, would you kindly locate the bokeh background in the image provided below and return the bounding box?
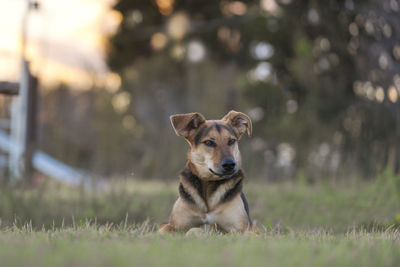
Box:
[0,0,400,230]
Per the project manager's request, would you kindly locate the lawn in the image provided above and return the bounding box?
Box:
[0,171,399,266]
[0,225,399,267]
[1,171,399,232]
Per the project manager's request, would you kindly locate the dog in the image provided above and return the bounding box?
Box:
[159,110,253,234]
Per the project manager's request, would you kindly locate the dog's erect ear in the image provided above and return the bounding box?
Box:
[170,112,206,138]
[222,110,252,138]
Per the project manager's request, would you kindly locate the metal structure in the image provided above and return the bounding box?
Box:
[0,130,86,185]
[8,60,35,179]
[0,0,87,185]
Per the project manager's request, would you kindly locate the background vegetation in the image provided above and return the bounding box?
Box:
[23,0,400,182]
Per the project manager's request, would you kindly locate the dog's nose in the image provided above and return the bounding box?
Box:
[221,159,236,172]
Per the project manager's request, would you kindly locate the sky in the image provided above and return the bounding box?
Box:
[0,0,121,90]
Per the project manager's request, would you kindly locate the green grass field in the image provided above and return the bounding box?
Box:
[0,225,399,267]
[0,170,400,266]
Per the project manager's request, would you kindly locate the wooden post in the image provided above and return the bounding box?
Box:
[0,82,19,95]
[24,74,38,180]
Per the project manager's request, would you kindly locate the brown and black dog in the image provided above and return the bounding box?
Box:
[159,110,253,234]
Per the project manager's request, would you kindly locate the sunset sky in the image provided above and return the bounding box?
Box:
[0,0,121,90]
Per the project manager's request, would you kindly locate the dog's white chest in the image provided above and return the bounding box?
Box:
[201,213,216,224]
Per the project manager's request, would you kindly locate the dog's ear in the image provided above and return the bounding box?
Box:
[170,112,206,138]
[222,110,252,138]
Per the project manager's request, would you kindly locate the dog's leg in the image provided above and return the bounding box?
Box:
[159,198,202,234]
[214,195,250,233]
[186,224,219,237]
[185,227,205,237]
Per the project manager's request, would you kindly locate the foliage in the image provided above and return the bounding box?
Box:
[32,0,400,180]
[94,0,400,180]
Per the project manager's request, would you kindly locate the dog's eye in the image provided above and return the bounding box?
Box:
[228,139,236,146]
[203,140,216,147]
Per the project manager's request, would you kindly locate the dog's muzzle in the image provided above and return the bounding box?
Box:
[209,158,238,178]
[221,158,236,173]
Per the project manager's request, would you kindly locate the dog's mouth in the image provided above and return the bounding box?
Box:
[209,168,236,179]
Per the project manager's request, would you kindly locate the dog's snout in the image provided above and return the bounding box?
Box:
[221,159,236,172]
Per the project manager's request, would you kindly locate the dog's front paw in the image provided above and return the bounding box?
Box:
[185,227,206,237]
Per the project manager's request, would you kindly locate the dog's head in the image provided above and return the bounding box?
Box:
[170,110,252,180]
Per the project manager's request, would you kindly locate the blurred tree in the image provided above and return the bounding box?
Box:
[261,0,398,178]
[39,85,139,176]
[107,0,279,178]
[102,0,399,179]
[109,0,266,69]
[348,0,400,173]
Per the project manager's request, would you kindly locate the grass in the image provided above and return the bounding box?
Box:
[1,171,399,232]
[0,224,399,267]
[0,171,399,266]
